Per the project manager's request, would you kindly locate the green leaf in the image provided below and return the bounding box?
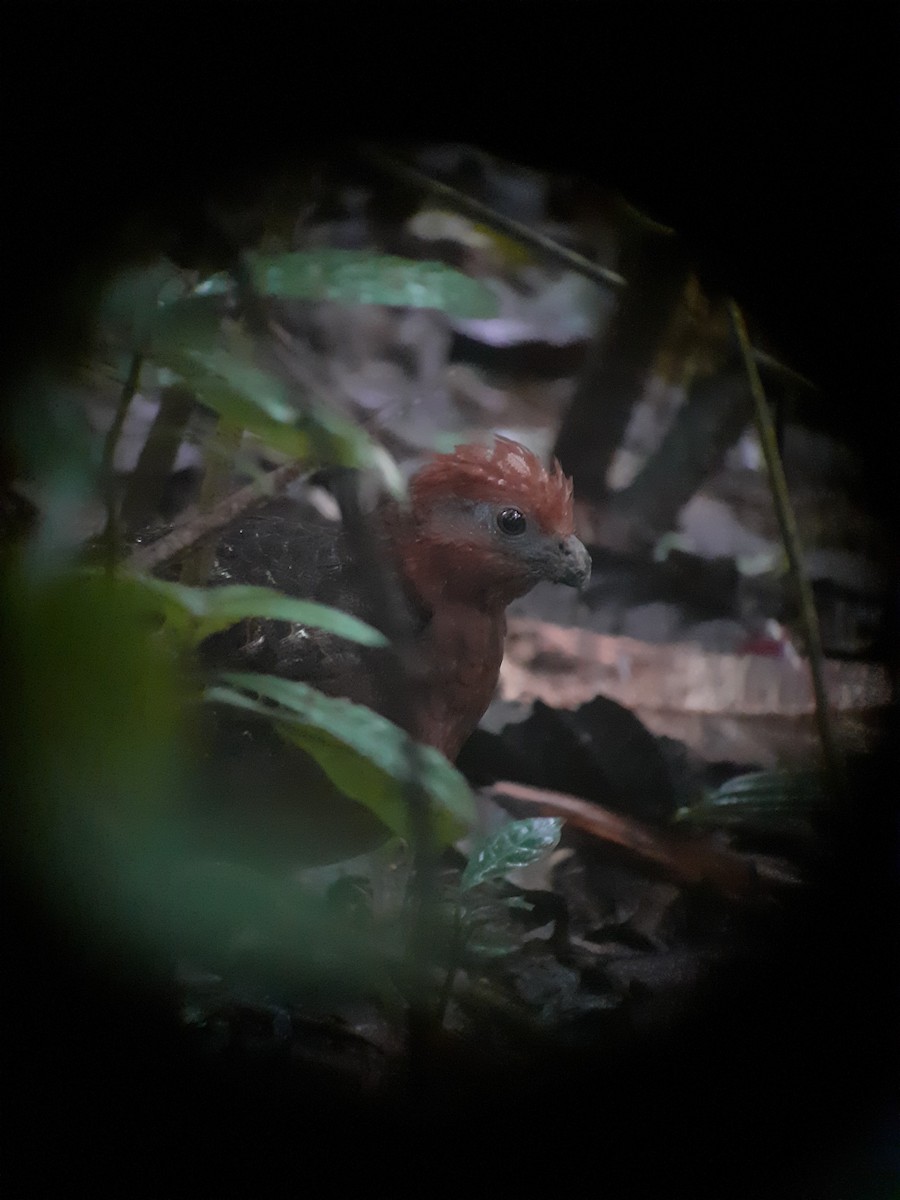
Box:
[465,935,521,959]
[10,383,102,577]
[120,574,388,647]
[151,295,224,358]
[3,566,190,829]
[461,818,563,891]
[97,260,188,350]
[186,348,297,422]
[167,858,332,955]
[192,273,232,298]
[97,261,226,365]
[98,261,406,496]
[169,348,396,484]
[171,348,312,460]
[248,250,499,318]
[206,673,475,843]
[193,586,387,646]
[674,770,828,830]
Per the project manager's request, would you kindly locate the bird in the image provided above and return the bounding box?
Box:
[198,436,591,863]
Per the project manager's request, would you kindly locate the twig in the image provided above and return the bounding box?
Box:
[434,902,464,1030]
[268,320,333,401]
[364,147,816,391]
[179,420,244,586]
[360,145,627,291]
[127,461,303,574]
[728,299,846,796]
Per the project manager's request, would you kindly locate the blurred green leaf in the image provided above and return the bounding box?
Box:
[192,273,232,298]
[207,674,475,843]
[169,347,393,482]
[118,574,388,647]
[675,770,828,831]
[151,295,224,358]
[97,260,188,350]
[98,261,224,365]
[3,565,190,840]
[185,348,296,422]
[95,262,406,495]
[9,384,101,576]
[2,558,397,978]
[249,249,499,317]
[461,818,563,891]
[166,858,395,996]
[169,348,312,460]
[164,858,350,966]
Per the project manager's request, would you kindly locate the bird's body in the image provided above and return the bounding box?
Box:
[200,437,590,861]
[205,494,422,717]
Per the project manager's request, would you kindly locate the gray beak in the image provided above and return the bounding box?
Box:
[549,533,592,589]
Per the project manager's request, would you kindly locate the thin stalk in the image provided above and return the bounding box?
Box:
[100,352,143,568]
[179,420,243,585]
[364,147,816,391]
[361,145,627,291]
[728,299,846,795]
[434,901,464,1030]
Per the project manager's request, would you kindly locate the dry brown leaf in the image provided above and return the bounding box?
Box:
[487,780,758,900]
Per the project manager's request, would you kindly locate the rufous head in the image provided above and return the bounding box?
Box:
[393,437,590,612]
[410,436,575,537]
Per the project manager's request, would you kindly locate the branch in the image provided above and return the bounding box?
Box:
[126,461,303,574]
[178,420,244,586]
[360,146,627,292]
[364,147,816,391]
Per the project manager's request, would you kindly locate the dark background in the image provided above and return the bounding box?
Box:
[3,4,897,1195]
[7,6,898,428]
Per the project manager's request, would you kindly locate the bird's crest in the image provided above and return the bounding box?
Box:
[411,436,575,536]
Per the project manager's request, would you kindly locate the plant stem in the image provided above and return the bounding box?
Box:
[434,902,464,1029]
[361,146,627,291]
[728,299,846,796]
[100,352,142,568]
[179,420,243,585]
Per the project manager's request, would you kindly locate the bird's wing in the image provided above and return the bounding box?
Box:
[201,492,421,711]
[190,491,408,865]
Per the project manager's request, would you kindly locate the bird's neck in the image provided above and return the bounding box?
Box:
[414,602,508,760]
[379,507,521,758]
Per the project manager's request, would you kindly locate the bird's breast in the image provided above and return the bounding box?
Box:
[416,607,507,761]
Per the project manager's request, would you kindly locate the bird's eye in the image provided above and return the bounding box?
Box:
[496,507,527,536]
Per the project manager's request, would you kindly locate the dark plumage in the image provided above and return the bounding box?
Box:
[200,437,591,862]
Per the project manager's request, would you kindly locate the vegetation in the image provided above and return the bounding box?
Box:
[3,245,555,1005]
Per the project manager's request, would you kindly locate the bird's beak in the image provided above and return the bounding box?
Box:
[550,534,592,589]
